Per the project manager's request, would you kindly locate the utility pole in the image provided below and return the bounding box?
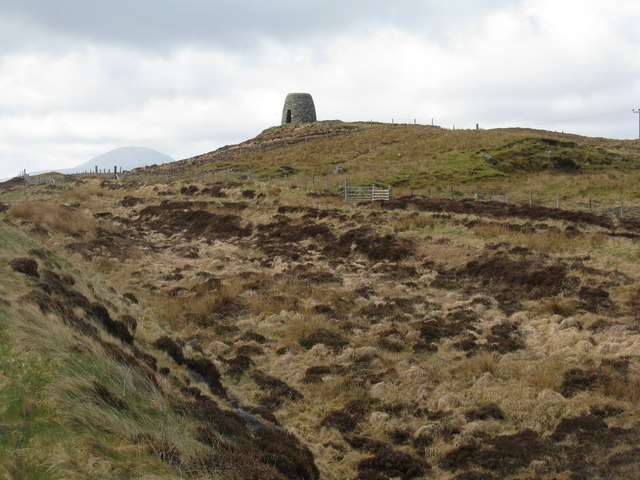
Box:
[634,109,640,140]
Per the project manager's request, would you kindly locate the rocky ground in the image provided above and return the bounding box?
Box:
[2,176,640,479]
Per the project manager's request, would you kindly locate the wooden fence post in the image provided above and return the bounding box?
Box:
[344,179,348,200]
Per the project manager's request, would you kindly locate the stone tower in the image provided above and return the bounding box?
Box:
[281,93,317,125]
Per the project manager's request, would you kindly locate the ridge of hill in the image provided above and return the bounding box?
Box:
[145,121,640,195]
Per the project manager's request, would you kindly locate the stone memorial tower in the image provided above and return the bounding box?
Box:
[281,93,317,125]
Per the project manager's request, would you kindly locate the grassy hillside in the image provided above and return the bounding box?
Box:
[0,219,318,479]
[146,121,640,202]
[2,164,640,479]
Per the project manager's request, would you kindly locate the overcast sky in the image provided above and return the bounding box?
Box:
[1,0,639,179]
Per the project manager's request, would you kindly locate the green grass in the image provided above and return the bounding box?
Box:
[0,189,30,202]
[171,121,640,204]
[0,223,211,479]
[0,305,192,479]
[0,306,68,480]
[0,223,36,255]
[474,137,639,174]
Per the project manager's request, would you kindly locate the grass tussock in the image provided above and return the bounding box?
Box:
[471,224,513,238]
[249,292,300,316]
[600,374,640,403]
[93,257,118,274]
[155,282,244,329]
[248,276,308,316]
[523,231,575,253]
[536,296,579,317]
[455,351,501,378]
[471,225,580,253]
[9,201,101,237]
[526,356,566,392]
[280,315,330,350]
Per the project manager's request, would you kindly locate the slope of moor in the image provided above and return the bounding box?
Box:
[1,166,639,479]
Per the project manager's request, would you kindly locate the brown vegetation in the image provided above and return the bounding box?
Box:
[3,158,640,479]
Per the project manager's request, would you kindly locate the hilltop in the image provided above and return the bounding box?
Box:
[0,123,639,479]
[147,121,640,198]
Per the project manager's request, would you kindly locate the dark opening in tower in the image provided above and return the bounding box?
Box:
[286,109,292,124]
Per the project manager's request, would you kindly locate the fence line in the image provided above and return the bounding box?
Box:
[18,168,640,218]
[400,184,639,218]
[23,173,76,186]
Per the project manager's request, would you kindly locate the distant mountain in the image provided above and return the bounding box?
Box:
[67,147,174,173]
[0,147,175,181]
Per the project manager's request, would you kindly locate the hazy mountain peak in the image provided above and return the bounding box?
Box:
[73,147,174,173]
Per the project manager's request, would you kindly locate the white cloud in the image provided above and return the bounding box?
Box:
[1,0,640,179]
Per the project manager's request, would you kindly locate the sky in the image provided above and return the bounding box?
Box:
[1,0,640,179]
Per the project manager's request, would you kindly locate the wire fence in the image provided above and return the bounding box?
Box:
[20,169,640,218]
[399,184,636,218]
[118,171,640,218]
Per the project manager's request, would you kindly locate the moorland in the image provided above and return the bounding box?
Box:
[1,122,639,479]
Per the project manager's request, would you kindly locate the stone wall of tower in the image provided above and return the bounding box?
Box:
[281,93,317,125]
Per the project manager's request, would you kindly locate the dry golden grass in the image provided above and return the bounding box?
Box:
[471,224,513,238]
[307,285,348,304]
[535,297,579,317]
[249,292,302,316]
[279,314,329,349]
[8,154,640,480]
[9,201,102,237]
[264,186,282,197]
[152,281,244,329]
[601,374,640,403]
[93,257,118,274]
[59,188,94,202]
[525,356,566,391]
[523,231,575,253]
[454,351,501,379]
[471,222,607,255]
[2,287,203,479]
